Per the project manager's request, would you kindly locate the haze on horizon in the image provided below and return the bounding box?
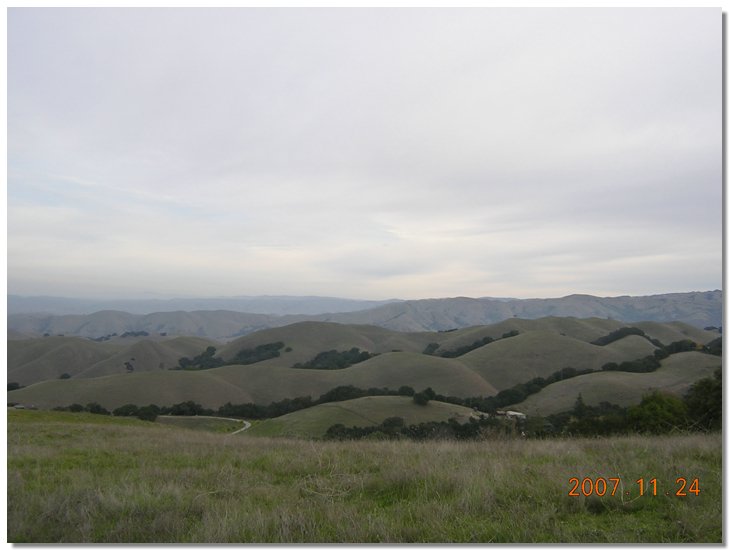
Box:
[7,8,722,302]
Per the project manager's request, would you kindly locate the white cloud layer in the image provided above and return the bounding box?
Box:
[7,8,722,300]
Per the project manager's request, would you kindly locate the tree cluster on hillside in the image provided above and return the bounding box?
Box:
[683,368,722,431]
[178,346,224,370]
[292,347,375,370]
[601,356,661,373]
[590,326,663,347]
[89,333,118,342]
[428,337,494,358]
[703,337,722,356]
[413,387,436,406]
[111,403,160,421]
[53,402,112,416]
[422,331,519,358]
[175,342,285,370]
[230,342,286,365]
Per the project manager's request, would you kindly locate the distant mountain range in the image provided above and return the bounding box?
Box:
[7,290,722,340]
[7,295,399,316]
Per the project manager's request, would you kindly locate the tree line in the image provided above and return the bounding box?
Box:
[38,364,721,440]
[48,385,422,423]
[324,415,510,441]
[325,367,722,441]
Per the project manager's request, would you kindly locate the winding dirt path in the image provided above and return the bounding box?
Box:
[228,420,252,435]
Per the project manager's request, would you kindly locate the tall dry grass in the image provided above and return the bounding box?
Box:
[7,411,722,542]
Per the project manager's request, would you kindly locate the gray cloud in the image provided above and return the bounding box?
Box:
[7,8,722,300]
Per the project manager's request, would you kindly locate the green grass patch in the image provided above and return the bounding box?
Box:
[245,396,478,438]
[8,410,722,543]
[154,415,243,433]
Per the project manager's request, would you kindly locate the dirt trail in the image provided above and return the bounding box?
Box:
[228,420,251,435]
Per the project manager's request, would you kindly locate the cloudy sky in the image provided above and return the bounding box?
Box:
[7,8,722,300]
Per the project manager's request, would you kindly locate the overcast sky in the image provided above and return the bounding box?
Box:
[7,8,722,300]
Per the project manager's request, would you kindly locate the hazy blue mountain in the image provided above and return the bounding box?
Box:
[317,291,722,332]
[7,291,721,340]
[7,295,400,316]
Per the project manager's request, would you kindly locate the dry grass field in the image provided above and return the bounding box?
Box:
[7,410,721,543]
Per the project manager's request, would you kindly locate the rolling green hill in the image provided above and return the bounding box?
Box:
[7,352,496,410]
[630,321,716,346]
[244,395,480,438]
[7,337,122,386]
[513,351,721,417]
[423,317,625,353]
[7,318,719,413]
[7,309,284,340]
[217,321,434,366]
[601,334,658,357]
[455,330,654,390]
[75,337,219,379]
[8,336,217,386]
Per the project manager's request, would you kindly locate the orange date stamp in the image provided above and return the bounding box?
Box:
[568,477,701,497]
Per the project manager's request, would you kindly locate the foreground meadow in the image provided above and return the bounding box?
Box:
[7,410,722,543]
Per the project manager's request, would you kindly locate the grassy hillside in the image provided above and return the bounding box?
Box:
[8,409,721,542]
[245,396,479,438]
[601,334,658,357]
[75,337,218,379]
[7,370,255,410]
[456,330,651,390]
[631,321,716,346]
[218,321,434,365]
[7,337,121,386]
[514,351,722,417]
[8,336,217,385]
[7,351,496,410]
[7,309,283,340]
[433,317,625,352]
[218,317,669,369]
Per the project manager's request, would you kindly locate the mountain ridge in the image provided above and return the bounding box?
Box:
[7,290,722,340]
[7,295,400,316]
